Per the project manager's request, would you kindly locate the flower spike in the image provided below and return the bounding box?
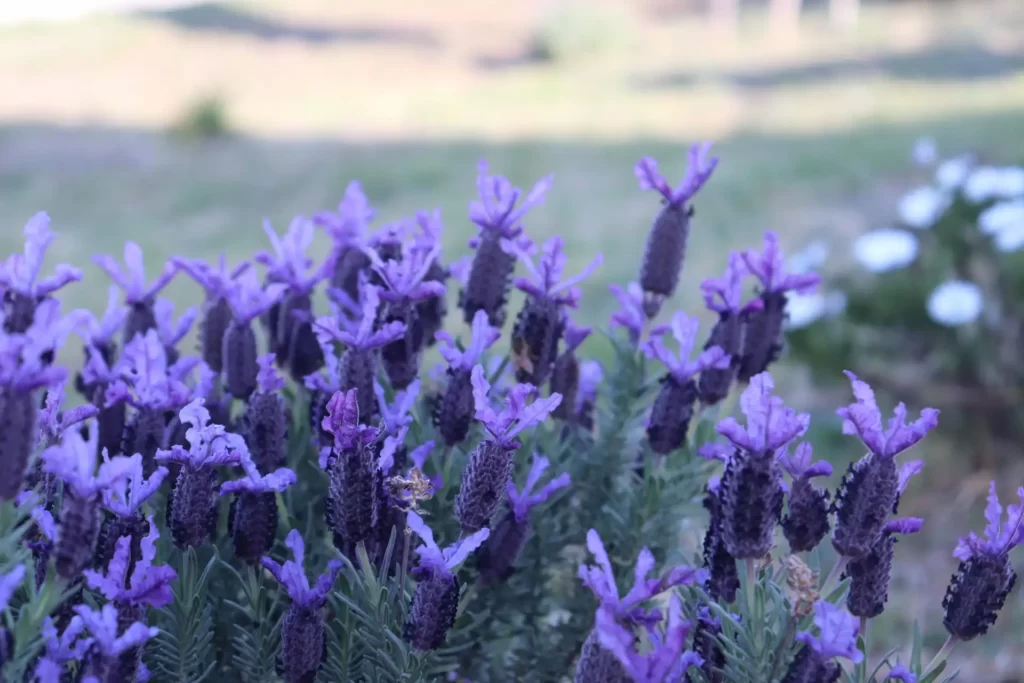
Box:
[471,365,561,448]
[837,371,939,460]
[715,372,810,454]
[642,311,730,384]
[92,242,176,304]
[634,143,718,208]
[469,161,553,240]
[436,310,501,371]
[0,212,82,300]
[262,529,343,608]
[511,236,603,308]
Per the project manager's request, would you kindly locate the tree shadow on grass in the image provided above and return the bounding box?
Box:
[136,2,439,48]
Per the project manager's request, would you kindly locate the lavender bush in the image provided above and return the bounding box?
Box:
[0,150,1018,683]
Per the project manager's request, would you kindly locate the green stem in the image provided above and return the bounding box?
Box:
[745,558,758,642]
[922,635,958,678]
[821,556,849,596]
[857,617,869,683]
[398,527,412,598]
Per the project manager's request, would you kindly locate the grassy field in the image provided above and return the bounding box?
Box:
[2,0,1024,678]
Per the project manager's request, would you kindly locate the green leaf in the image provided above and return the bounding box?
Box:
[148,547,218,683]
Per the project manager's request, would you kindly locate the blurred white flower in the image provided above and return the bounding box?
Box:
[853,229,919,273]
[927,281,983,327]
[898,186,950,229]
[787,239,829,274]
[785,292,826,329]
[995,222,1024,252]
[963,166,1024,203]
[912,137,937,166]
[935,156,973,191]
[978,199,1024,235]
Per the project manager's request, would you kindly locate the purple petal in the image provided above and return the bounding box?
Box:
[634,157,673,199]
[884,517,924,535]
[836,371,886,457]
[471,365,498,429]
[698,443,733,463]
[0,564,26,612]
[886,664,917,683]
[503,392,562,442]
[444,527,490,570]
[674,141,720,204]
[882,407,939,458]
[897,460,924,494]
[408,510,445,571]
[256,354,285,393]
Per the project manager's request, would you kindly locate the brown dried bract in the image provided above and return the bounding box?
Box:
[388,468,434,511]
[783,555,820,617]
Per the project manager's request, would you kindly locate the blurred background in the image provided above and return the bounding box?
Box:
[2,0,1023,679]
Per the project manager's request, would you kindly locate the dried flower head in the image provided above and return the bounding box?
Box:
[783,555,820,617]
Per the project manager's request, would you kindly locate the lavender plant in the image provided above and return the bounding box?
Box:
[0,151,1020,683]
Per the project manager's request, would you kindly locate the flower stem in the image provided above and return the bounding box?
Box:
[398,527,412,596]
[923,635,958,678]
[745,558,757,618]
[821,556,849,596]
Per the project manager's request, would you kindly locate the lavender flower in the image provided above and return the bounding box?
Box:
[411,209,449,348]
[642,311,730,454]
[782,601,863,683]
[832,372,938,559]
[635,144,719,318]
[262,529,343,683]
[461,161,552,327]
[34,615,94,683]
[315,181,376,302]
[23,502,58,588]
[404,511,489,651]
[713,372,808,558]
[698,253,763,405]
[173,254,250,372]
[239,354,290,473]
[367,239,446,389]
[221,457,295,564]
[846,517,923,619]
[551,319,591,422]
[737,232,821,382]
[575,360,603,433]
[152,299,197,366]
[0,564,25,611]
[93,242,177,343]
[222,269,286,399]
[575,630,630,683]
[691,607,726,683]
[433,310,501,447]
[84,515,177,610]
[74,604,158,683]
[157,399,248,548]
[596,594,702,683]
[779,443,833,553]
[455,366,562,534]
[886,665,916,683]
[1,212,82,333]
[701,477,739,603]
[609,282,646,346]
[39,378,99,447]
[477,453,570,583]
[375,379,420,473]
[96,453,167,572]
[42,426,136,578]
[943,482,1023,640]
[75,285,129,392]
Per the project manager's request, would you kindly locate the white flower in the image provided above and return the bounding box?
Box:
[853,229,919,273]
[926,281,983,327]
[898,186,950,229]
[935,156,973,191]
[995,222,1024,252]
[963,166,1024,203]
[912,137,937,166]
[785,292,826,329]
[787,239,829,274]
[978,199,1024,236]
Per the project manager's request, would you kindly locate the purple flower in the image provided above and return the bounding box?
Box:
[314,181,376,245]
[716,372,810,454]
[642,311,730,384]
[320,389,378,465]
[153,299,197,351]
[741,232,822,295]
[256,216,330,294]
[83,515,177,609]
[437,310,501,372]
[634,144,718,208]
[366,242,446,304]
[375,379,420,470]
[779,443,833,553]
[220,457,296,495]
[701,252,763,315]
[92,242,176,304]
[837,371,939,460]
[262,529,343,608]
[173,254,251,299]
[313,282,406,352]
[779,442,833,480]
[101,453,167,518]
[408,510,490,579]
[846,516,922,619]
[563,319,591,352]
[578,529,705,622]
[507,454,571,523]
[511,237,603,308]
[35,615,94,681]
[255,353,285,394]
[0,212,82,300]
[469,161,552,240]
[575,360,602,429]
[74,604,159,658]
[795,601,864,664]
[105,330,198,411]
[471,365,562,449]
[954,482,1024,561]
[38,378,99,446]
[596,594,702,683]
[81,286,130,349]
[224,269,287,325]
[886,665,916,683]
[0,564,25,611]
[156,399,249,470]
[42,426,135,499]
[609,282,646,343]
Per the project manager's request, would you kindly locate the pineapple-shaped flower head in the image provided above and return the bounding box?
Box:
[943,482,1023,641]
[779,443,833,553]
[221,268,286,399]
[699,474,740,604]
[74,603,158,683]
[262,529,343,683]
[240,354,290,473]
[782,601,863,683]
[477,453,570,584]
[845,516,923,619]
[634,143,719,318]
[454,366,561,534]
[643,311,729,454]
[404,510,489,651]
[737,232,821,382]
[461,161,552,328]
[173,254,250,373]
[221,455,296,564]
[698,252,763,405]
[434,309,501,447]
[92,241,177,344]
[832,371,938,560]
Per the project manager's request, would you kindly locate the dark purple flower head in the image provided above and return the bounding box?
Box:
[634,143,718,208]
[155,399,249,470]
[366,241,446,304]
[83,515,177,609]
[837,371,939,460]
[716,372,809,455]
[321,389,378,454]
[741,232,821,295]
[35,615,94,679]
[471,365,561,448]
[74,604,158,657]
[224,269,287,325]
[256,353,285,394]
[795,601,864,664]
[437,310,501,372]
[701,252,764,315]
[507,453,570,523]
[82,286,129,349]
[779,442,833,481]
[954,482,1024,561]
[262,529,343,608]
[511,237,603,308]
[0,564,25,611]
[642,312,730,384]
[92,242,176,304]
[313,281,406,352]
[0,212,82,299]
[256,217,329,294]
[220,457,296,495]
[101,453,167,518]
[42,425,135,498]
[39,379,99,446]
[408,510,489,579]
[596,594,702,683]
[468,161,552,241]
[609,281,645,342]
[105,330,199,411]
[314,181,376,245]
[153,299,198,350]
[578,529,706,622]
[173,254,251,299]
